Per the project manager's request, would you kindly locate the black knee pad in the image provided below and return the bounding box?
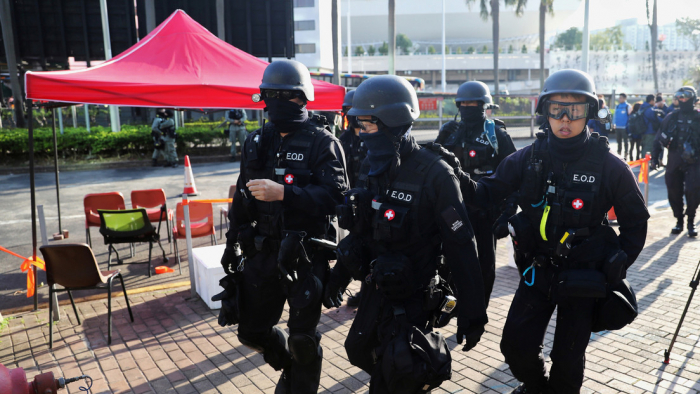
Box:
[239,327,292,371]
[288,332,321,365]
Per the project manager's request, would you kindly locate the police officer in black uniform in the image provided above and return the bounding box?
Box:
[323,75,488,393]
[215,60,348,394]
[436,81,517,304]
[465,69,649,393]
[652,86,700,237]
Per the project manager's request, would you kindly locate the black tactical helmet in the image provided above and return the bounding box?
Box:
[456,81,493,105]
[343,90,355,108]
[536,69,599,115]
[259,59,315,101]
[347,75,419,127]
[676,86,698,103]
[157,108,173,118]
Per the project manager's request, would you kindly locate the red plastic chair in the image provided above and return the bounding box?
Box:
[219,185,237,239]
[131,189,174,251]
[84,192,125,247]
[173,201,217,266]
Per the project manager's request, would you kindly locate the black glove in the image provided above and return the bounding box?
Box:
[604,250,627,286]
[220,247,237,275]
[211,274,240,327]
[456,323,485,352]
[492,212,512,239]
[323,264,352,309]
[238,224,257,258]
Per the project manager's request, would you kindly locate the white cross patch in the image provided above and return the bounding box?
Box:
[285,174,295,184]
[384,209,395,221]
[572,198,584,210]
[469,150,476,158]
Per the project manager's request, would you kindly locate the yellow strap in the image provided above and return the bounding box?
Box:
[540,205,550,241]
[559,232,570,244]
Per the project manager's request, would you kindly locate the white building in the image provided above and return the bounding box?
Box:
[292,0,336,71]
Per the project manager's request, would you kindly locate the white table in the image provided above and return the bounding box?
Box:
[192,244,227,310]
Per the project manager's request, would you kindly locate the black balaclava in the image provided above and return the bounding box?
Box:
[264,98,309,133]
[459,103,487,134]
[680,97,696,113]
[359,123,412,176]
[546,120,591,163]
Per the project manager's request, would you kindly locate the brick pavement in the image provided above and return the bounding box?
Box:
[2,208,700,393]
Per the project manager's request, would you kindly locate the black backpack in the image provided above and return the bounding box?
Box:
[628,110,646,138]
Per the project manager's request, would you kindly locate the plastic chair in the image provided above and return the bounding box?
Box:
[173,201,217,267]
[98,209,173,277]
[219,185,237,239]
[131,189,174,252]
[84,192,126,247]
[39,243,134,348]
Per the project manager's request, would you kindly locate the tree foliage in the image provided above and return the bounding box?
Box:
[554,27,582,50]
[521,44,527,53]
[676,18,700,51]
[590,25,626,51]
[396,33,413,54]
[378,41,389,56]
[367,45,376,56]
[428,45,436,54]
[354,46,365,56]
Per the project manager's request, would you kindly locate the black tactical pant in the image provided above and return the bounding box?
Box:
[468,209,496,306]
[236,248,328,394]
[666,151,700,221]
[345,282,435,393]
[500,271,596,394]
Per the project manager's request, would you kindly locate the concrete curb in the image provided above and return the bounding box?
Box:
[1,280,191,316]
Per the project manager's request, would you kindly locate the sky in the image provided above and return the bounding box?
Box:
[564,0,700,31]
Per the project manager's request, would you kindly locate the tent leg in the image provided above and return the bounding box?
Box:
[52,108,62,232]
[28,100,38,311]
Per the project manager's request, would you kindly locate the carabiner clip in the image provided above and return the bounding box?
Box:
[523,264,535,287]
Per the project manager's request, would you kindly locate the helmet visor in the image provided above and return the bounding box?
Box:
[674,90,694,101]
[546,101,589,121]
[261,89,303,100]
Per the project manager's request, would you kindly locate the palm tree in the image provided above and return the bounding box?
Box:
[646,0,658,92]
[539,0,554,90]
[467,0,527,95]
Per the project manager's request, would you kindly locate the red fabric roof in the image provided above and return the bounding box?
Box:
[25,10,344,111]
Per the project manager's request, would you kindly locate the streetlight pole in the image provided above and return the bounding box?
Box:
[99,0,121,131]
[347,0,352,74]
[581,0,590,72]
[441,0,446,92]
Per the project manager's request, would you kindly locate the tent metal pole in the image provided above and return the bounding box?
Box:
[52,108,62,232]
[28,100,38,311]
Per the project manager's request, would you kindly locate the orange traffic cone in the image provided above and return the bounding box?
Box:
[183,155,199,196]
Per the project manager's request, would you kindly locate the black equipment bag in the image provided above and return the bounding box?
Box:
[591,279,638,332]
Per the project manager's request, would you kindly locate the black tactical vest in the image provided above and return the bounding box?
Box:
[242,118,330,239]
[341,130,366,188]
[519,132,610,255]
[659,111,700,152]
[356,147,443,267]
[443,121,500,181]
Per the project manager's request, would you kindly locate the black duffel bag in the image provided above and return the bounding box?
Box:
[591,279,638,332]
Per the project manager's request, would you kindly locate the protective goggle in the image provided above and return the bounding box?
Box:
[674,90,695,100]
[357,117,380,131]
[545,101,590,121]
[252,90,302,103]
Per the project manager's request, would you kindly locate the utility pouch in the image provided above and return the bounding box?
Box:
[508,213,536,274]
[557,269,607,299]
[372,202,410,243]
[372,253,415,301]
[277,231,310,283]
[288,272,323,310]
[336,233,370,279]
[562,191,595,228]
[237,224,258,259]
[276,167,312,187]
[521,159,544,204]
[381,324,452,393]
[244,134,264,170]
[682,142,697,165]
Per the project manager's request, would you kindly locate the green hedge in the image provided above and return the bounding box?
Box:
[0,124,244,160]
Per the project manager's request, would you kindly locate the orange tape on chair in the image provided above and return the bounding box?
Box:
[0,246,46,298]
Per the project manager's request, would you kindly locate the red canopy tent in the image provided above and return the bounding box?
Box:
[25,9,345,110]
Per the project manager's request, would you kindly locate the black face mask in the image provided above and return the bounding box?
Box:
[680,98,696,113]
[359,124,412,176]
[264,98,309,132]
[459,105,486,132]
[347,115,360,130]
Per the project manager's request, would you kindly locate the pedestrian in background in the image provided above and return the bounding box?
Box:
[226,108,247,162]
[152,109,178,168]
[628,102,644,160]
[641,94,663,157]
[656,95,669,113]
[613,93,632,160]
[666,95,679,115]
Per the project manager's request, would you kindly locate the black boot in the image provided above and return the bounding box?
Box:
[688,217,697,237]
[672,218,684,235]
[346,290,361,308]
[511,384,542,394]
[152,159,158,167]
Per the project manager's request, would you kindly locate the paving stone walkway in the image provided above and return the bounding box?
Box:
[1,208,700,393]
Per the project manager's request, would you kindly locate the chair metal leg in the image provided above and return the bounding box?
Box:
[174,238,181,272]
[212,234,217,246]
[67,289,80,325]
[219,212,223,240]
[86,228,92,248]
[166,214,172,244]
[147,242,153,278]
[48,286,54,349]
[107,246,112,270]
[118,273,134,322]
[107,276,113,345]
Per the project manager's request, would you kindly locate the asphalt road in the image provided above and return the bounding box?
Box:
[0,129,669,312]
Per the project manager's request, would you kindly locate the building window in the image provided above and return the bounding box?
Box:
[295,20,315,31]
[294,0,314,7]
[295,43,316,54]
